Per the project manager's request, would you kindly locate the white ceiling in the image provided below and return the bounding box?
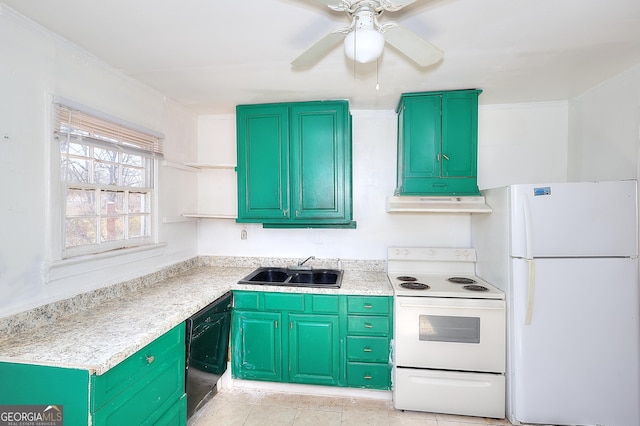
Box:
[4,0,640,114]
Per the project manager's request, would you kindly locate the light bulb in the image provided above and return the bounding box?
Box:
[344,29,384,64]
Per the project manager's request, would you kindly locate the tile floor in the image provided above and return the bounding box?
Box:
[188,388,514,426]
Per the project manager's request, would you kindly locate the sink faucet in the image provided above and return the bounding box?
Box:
[290,255,315,270]
[298,256,315,267]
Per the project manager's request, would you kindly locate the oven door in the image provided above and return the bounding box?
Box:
[394,296,505,373]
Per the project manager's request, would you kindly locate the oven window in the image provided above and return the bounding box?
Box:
[418,315,480,343]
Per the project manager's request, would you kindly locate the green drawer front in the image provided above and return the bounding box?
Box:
[93,344,185,425]
[310,294,339,313]
[347,296,390,314]
[264,292,305,311]
[154,393,187,426]
[346,336,389,363]
[347,316,390,336]
[233,291,260,309]
[92,323,185,411]
[346,362,390,389]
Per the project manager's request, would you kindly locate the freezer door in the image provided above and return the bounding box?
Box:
[510,257,640,426]
[510,180,637,257]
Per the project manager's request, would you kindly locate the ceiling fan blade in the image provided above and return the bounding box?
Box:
[291,31,347,68]
[305,0,345,7]
[383,24,443,67]
[382,0,421,8]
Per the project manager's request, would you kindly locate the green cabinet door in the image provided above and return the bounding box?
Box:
[236,101,354,227]
[442,91,479,179]
[231,310,283,381]
[236,104,290,220]
[396,89,481,196]
[290,102,351,223]
[288,313,340,386]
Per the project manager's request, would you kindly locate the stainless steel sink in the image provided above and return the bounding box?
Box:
[238,267,343,288]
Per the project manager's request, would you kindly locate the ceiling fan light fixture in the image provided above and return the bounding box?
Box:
[344,28,384,64]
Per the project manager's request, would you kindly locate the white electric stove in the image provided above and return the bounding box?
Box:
[388,247,506,419]
[387,247,504,299]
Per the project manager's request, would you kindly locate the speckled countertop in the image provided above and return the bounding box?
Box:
[0,256,391,375]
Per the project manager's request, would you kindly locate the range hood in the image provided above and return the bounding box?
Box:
[386,195,492,213]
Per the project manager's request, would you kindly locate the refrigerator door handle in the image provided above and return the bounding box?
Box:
[525,259,536,325]
[522,195,533,260]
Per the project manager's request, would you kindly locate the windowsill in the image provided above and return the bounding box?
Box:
[46,243,167,283]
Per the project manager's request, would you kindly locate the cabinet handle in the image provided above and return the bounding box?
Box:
[363,347,372,352]
[442,154,450,161]
[364,323,373,329]
[296,210,299,217]
[146,355,155,365]
[364,374,373,380]
[290,321,293,329]
[364,304,373,309]
[283,210,287,217]
[275,320,279,329]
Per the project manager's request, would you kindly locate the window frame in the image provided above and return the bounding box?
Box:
[52,98,164,259]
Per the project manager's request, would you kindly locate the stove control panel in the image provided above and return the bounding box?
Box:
[388,247,476,262]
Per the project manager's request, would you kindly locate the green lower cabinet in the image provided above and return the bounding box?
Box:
[231,291,392,390]
[0,363,90,425]
[289,313,340,386]
[0,323,187,426]
[345,296,393,390]
[232,310,283,381]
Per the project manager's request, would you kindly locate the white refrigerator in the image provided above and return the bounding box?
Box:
[471,180,640,426]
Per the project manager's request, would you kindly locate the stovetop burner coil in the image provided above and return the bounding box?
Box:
[463,284,488,292]
[400,282,430,290]
[448,277,477,284]
[396,276,417,282]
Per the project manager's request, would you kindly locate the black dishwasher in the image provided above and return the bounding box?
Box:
[185,291,232,418]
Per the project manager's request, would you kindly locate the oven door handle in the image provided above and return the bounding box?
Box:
[408,376,494,388]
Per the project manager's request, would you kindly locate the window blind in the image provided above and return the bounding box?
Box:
[53,99,164,158]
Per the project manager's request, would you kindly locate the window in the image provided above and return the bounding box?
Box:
[53,100,164,258]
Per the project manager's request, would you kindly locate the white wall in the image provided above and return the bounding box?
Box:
[477,102,569,189]
[568,64,640,182]
[195,104,570,261]
[0,7,198,317]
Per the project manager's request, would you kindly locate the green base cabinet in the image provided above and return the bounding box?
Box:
[232,310,283,381]
[345,296,392,389]
[231,291,392,390]
[395,89,482,196]
[0,323,187,426]
[289,313,340,386]
[236,100,354,228]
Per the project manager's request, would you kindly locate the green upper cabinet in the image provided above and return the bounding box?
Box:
[395,89,482,196]
[236,100,354,228]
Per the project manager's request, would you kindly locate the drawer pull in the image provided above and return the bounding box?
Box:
[364,304,373,309]
[146,355,155,365]
[364,374,373,380]
[363,347,372,352]
[364,323,373,329]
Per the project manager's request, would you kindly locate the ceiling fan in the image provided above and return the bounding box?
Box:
[291,0,443,68]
